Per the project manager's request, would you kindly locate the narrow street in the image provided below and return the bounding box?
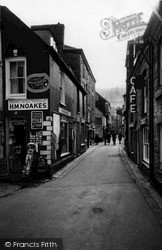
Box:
[0,142,162,250]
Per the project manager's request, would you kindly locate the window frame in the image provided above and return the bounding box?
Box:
[160,42,162,85]
[5,57,27,99]
[60,71,65,106]
[143,127,150,164]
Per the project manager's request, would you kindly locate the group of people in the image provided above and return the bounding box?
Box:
[94,131,123,146]
[104,131,122,146]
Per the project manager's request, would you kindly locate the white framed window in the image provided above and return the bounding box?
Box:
[60,72,65,105]
[143,127,149,164]
[50,35,58,52]
[5,57,27,99]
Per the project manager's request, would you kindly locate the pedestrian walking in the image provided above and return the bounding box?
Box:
[112,132,116,145]
[107,132,111,145]
[95,134,99,145]
[103,129,107,145]
[118,133,122,144]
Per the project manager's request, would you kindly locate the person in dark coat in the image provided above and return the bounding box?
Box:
[118,133,122,144]
[107,133,111,145]
[95,134,99,145]
[103,129,107,145]
[112,132,116,145]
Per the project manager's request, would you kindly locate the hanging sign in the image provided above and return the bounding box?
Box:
[27,73,49,93]
[131,75,145,89]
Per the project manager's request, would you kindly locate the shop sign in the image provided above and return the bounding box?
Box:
[8,99,48,111]
[59,107,71,117]
[27,73,49,93]
[31,111,43,129]
[130,77,136,113]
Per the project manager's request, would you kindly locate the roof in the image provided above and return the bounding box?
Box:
[0,7,86,95]
[63,46,96,83]
[143,1,162,41]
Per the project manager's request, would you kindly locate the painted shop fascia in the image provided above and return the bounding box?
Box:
[0,6,87,176]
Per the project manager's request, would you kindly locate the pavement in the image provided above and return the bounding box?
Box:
[0,143,162,227]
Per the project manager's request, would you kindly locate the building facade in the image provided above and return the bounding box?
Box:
[0,6,86,177]
[31,25,96,149]
[125,1,162,189]
[95,92,111,141]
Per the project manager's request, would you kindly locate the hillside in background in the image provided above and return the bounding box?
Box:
[96,86,126,109]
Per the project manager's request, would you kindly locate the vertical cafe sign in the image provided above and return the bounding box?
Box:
[130,77,136,113]
[100,13,147,41]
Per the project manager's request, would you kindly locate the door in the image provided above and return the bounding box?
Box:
[13,124,26,167]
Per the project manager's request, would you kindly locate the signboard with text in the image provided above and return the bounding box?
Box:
[8,99,48,111]
[31,111,43,129]
[130,77,136,113]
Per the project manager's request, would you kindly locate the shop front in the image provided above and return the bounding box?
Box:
[6,98,49,172]
[57,108,76,158]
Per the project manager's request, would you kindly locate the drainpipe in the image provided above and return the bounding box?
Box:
[149,41,154,181]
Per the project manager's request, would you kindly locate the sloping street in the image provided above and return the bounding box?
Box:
[0,142,162,250]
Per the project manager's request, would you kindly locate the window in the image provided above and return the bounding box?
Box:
[50,35,58,52]
[82,94,85,115]
[143,86,147,114]
[77,89,80,113]
[60,72,65,105]
[81,123,85,144]
[160,43,162,85]
[5,57,27,99]
[143,127,149,164]
[60,116,69,155]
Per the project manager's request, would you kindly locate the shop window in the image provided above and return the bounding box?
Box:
[143,127,149,164]
[60,72,65,105]
[81,123,85,144]
[5,57,27,99]
[60,116,69,155]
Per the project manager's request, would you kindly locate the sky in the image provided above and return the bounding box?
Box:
[0,0,159,89]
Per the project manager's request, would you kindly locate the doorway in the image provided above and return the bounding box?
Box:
[13,124,26,167]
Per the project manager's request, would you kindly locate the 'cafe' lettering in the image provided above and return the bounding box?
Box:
[130,77,136,113]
